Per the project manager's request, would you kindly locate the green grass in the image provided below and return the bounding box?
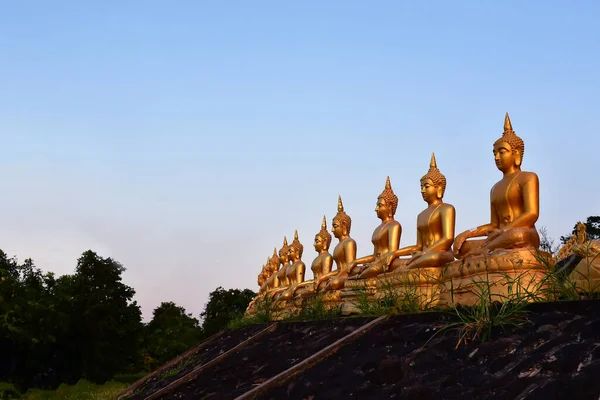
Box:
[353,275,441,317]
[0,380,127,400]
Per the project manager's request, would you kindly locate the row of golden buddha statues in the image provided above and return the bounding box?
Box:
[246,113,599,317]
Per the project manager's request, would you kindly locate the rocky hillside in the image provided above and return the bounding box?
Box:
[120,300,600,399]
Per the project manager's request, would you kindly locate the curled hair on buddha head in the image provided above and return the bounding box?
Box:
[494,112,525,165]
[289,230,304,258]
[333,195,352,233]
[420,153,447,197]
[269,247,280,270]
[378,176,398,216]
[315,216,332,249]
[279,236,289,260]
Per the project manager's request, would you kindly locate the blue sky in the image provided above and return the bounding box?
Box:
[1,1,599,320]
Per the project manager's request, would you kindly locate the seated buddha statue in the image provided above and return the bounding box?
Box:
[279,230,307,300]
[310,217,334,280]
[300,216,334,297]
[257,260,269,293]
[264,248,280,292]
[453,113,540,258]
[270,237,292,298]
[328,177,402,288]
[315,196,357,292]
[366,153,456,277]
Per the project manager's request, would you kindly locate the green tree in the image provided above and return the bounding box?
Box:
[69,250,144,383]
[560,216,600,244]
[200,287,255,336]
[144,302,204,368]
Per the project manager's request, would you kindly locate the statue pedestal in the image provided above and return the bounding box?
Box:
[569,256,600,293]
[339,268,445,315]
[376,267,445,309]
[339,277,377,315]
[442,248,550,306]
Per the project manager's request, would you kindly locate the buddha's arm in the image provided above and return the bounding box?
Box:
[505,173,539,229]
[387,227,421,264]
[468,200,499,238]
[353,254,376,266]
[427,205,456,252]
[295,263,306,284]
[322,254,333,275]
[454,201,497,254]
[387,222,402,254]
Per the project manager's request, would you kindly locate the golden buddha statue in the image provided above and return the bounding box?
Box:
[300,216,336,297]
[557,222,587,262]
[264,248,280,291]
[370,153,456,276]
[278,230,307,300]
[329,177,402,288]
[257,259,269,293]
[453,113,540,258]
[257,265,266,290]
[270,237,291,298]
[316,196,357,291]
[310,216,334,280]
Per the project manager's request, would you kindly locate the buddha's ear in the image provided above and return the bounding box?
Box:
[436,186,443,199]
[514,149,522,167]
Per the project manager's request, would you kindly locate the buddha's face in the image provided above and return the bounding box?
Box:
[493,142,517,172]
[287,246,298,261]
[314,235,325,252]
[279,250,289,263]
[332,218,345,239]
[375,196,391,219]
[420,178,439,203]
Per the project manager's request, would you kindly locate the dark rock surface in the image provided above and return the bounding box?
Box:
[268,300,600,400]
[160,317,373,399]
[129,300,600,400]
[127,324,265,399]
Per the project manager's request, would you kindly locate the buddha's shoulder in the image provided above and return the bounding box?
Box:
[389,219,402,228]
[343,237,357,245]
[438,202,456,213]
[518,170,539,182]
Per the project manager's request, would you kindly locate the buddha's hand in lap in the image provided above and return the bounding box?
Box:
[485,229,503,244]
[407,251,424,266]
[453,232,469,255]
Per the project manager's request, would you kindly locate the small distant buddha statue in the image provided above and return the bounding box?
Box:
[329,177,402,288]
[264,248,280,291]
[310,216,334,280]
[315,196,357,292]
[301,216,335,296]
[257,265,266,290]
[453,113,540,258]
[257,260,269,293]
[271,237,292,298]
[278,230,307,300]
[366,153,456,276]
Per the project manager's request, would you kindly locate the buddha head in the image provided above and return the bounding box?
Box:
[420,153,447,203]
[288,230,304,261]
[332,195,352,239]
[375,176,398,219]
[269,247,280,272]
[258,265,266,286]
[279,236,290,264]
[263,257,272,278]
[493,112,525,172]
[314,216,333,253]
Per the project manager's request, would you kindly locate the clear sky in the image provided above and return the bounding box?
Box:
[1,1,598,321]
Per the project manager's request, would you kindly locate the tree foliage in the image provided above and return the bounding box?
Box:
[560,216,600,244]
[144,301,203,367]
[0,248,253,393]
[200,287,255,336]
